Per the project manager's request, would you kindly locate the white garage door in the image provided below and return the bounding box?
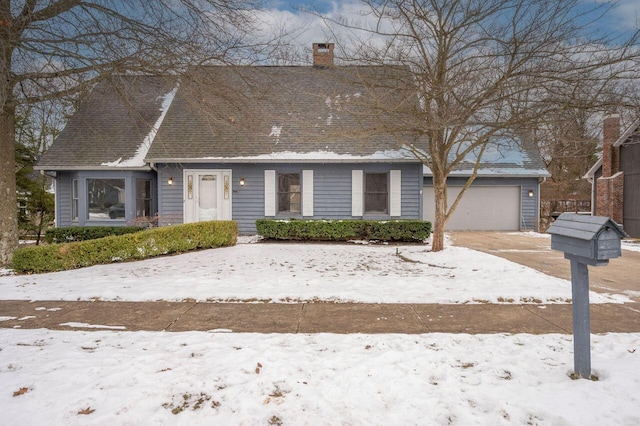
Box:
[423,186,521,230]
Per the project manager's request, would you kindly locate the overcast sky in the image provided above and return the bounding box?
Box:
[256,0,640,64]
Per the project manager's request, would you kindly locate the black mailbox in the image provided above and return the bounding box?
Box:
[548,213,628,266]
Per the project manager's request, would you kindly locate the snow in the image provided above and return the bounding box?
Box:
[269,125,282,144]
[622,239,640,252]
[422,138,550,177]
[199,147,416,162]
[0,239,629,304]
[1,330,639,424]
[1,238,639,424]
[100,84,179,168]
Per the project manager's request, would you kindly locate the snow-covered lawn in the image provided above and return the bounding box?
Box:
[1,330,639,425]
[0,237,629,304]
[1,237,639,425]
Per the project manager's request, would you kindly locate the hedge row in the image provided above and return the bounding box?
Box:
[256,219,431,242]
[44,226,145,244]
[12,221,237,274]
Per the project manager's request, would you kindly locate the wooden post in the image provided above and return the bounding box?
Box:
[570,259,591,378]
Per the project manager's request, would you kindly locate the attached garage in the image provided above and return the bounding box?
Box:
[422,185,522,230]
[421,139,549,231]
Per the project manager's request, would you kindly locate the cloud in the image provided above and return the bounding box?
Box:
[251,1,389,64]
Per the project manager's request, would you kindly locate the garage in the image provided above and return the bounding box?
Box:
[422,186,521,230]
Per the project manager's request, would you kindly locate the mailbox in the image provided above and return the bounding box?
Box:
[548,213,628,379]
[548,213,628,266]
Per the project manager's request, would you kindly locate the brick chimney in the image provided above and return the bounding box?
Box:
[313,43,334,67]
[601,113,620,177]
[596,114,624,224]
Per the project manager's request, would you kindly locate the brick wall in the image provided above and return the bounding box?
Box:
[596,172,624,224]
[597,114,624,224]
[602,115,621,177]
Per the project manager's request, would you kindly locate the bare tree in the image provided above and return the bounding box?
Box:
[0,0,270,265]
[323,0,639,251]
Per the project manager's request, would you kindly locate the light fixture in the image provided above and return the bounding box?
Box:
[239,177,245,186]
[528,189,534,197]
[168,177,174,185]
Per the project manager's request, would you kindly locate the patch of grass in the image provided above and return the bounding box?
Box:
[569,373,599,381]
[499,370,512,380]
[268,415,283,425]
[162,392,220,414]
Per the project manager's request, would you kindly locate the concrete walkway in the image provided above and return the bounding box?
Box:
[2,232,639,335]
[449,232,640,303]
[2,300,640,334]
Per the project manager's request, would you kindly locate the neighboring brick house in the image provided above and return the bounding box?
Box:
[585,114,640,237]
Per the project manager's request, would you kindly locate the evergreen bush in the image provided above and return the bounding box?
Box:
[44,226,145,244]
[12,221,237,274]
[256,219,430,242]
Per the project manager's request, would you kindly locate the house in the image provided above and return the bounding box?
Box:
[37,43,548,234]
[584,114,640,237]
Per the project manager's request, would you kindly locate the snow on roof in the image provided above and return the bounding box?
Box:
[101,84,179,168]
[188,147,418,163]
[423,138,550,177]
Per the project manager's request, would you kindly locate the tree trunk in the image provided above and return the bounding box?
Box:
[431,175,447,252]
[0,105,18,266]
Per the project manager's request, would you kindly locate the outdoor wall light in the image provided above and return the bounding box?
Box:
[168,177,174,185]
[240,177,246,186]
[528,189,534,197]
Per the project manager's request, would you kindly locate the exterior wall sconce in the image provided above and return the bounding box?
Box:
[528,189,534,197]
[239,177,246,186]
[168,177,174,185]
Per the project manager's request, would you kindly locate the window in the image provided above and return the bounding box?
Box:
[72,179,78,221]
[87,178,126,220]
[278,173,301,213]
[364,172,388,214]
[136,179,152,218]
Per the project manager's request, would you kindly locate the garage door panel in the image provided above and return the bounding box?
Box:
[423,186,521,231]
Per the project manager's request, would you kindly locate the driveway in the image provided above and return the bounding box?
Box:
[449,231,640,303]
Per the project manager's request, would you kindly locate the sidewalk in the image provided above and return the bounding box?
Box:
[2,300,640,334]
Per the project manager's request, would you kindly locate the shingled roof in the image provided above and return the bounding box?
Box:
[146,65,415,162]
[423,137,550,178]
[37,75,178,170]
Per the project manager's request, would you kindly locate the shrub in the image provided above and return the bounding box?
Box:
[12,221,237,274]
[256,219,431,242]
[44,226,145,244]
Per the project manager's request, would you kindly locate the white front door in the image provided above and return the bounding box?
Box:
[184,170,232,223]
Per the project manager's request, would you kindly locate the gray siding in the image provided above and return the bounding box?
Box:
[157,162,423,234]
[55,172,73,227]
[158,165,185,225]
[55,170,157,227]
[423,176,541,231]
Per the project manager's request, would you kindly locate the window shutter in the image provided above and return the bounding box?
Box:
[352,170,363,216]
[302,170,314,217]
[264,170,276,216]
[390,170,402,216]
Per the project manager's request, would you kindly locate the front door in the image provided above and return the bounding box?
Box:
[183,170,232,223]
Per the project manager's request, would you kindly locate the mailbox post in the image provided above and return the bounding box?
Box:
[548,213,627,379]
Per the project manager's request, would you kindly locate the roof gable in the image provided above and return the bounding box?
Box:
[37,75,177,170]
